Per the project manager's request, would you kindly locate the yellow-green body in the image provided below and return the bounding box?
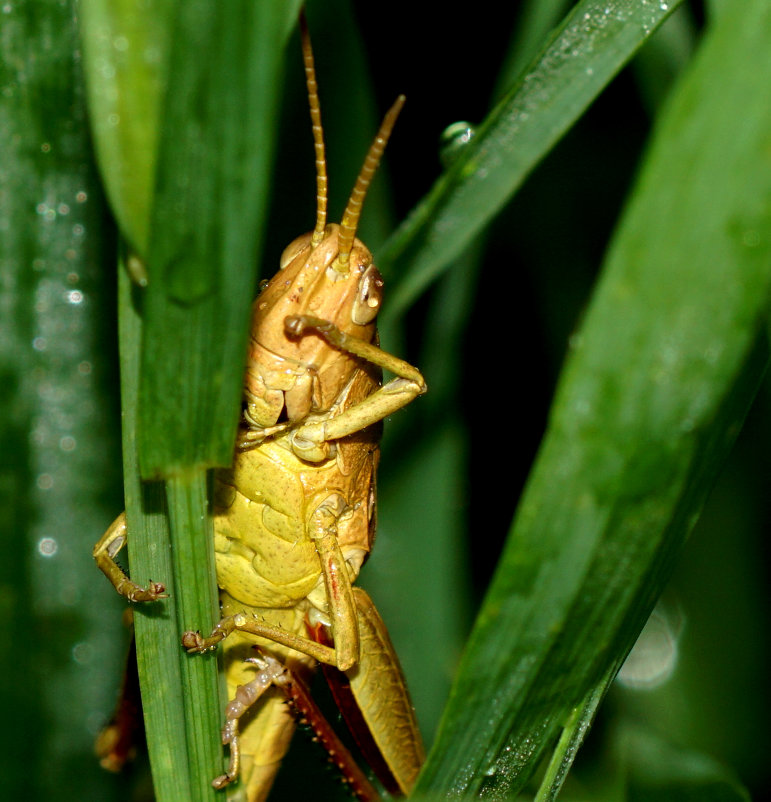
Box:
[195,223,425,799]
[212,363,379,800]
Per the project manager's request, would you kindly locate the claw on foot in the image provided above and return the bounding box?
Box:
[181,630,206,652]
[123,579,167,603]
[212,772,235,790]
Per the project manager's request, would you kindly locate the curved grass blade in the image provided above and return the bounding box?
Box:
[379,0,683,324]
[79,0,174,261]
[414,2,771,797]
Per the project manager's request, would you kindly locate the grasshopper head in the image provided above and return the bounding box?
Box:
[245,223,383,425]
[278,224,384,328]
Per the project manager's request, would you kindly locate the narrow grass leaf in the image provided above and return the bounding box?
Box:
[165,471,223,802]
[380,0,683,323]
[414,2,771,797]
[119,269,198,802]
[533,671,610,802]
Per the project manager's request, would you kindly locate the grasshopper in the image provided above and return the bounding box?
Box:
[94,15,427,802]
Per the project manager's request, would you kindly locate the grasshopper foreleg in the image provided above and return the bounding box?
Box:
[285,314,426,447]
[235,419,294,452]
[93,513,167,602]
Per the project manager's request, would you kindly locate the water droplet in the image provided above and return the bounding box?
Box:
[126,253,148,286]
[617,603,683,690]
[72,641,95,665]
[66,289,83,305]
[36,473,54,490]
[439,121,476,167]
[59,435,77,452]
[36,202,56,220]
[38,537,58,557]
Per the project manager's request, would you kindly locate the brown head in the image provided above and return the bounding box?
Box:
[244,17,403,427]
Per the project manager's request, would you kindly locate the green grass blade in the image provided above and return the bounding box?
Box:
[118,268,197,801]
[414,1,771,797]
[83,0,302,476]
[533,672,610,802]
[79,0,174,259]
[138,1,300,475]
[379,0,682,324]
[86,7,299,799]
[165,471,223,801]
[491,0,571,103]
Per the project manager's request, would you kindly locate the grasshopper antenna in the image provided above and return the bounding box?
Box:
[300,12,328,247]
[336,94,406,271]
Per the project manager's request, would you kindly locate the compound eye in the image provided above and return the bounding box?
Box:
[352,264,383,325]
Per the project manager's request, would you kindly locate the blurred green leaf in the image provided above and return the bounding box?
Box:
[0,2,126,800]
[632,5,697,112]
[621,725,751,802]
[491,0,571,102]
[414,1,771,797]
[79,0,174,259]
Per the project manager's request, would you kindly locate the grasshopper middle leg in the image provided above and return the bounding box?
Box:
[184,494,360,672]
[93,513,167,603]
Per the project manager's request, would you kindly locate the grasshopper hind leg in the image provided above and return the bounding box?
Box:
[218,645,380,802]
